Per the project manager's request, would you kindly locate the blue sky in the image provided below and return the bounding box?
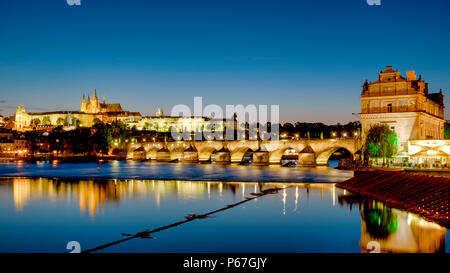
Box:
[0,0,449,123]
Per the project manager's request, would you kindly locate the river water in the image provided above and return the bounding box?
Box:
[0,160,448,253]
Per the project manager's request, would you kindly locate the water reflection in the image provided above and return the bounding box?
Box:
[2,178,335,218]
[339,196,447,253]
[0,178,447,253]
[360,201,446,253]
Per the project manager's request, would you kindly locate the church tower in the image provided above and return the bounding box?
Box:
[87,95,91,113]
[80,94,86,112]
[14,105,28,130]
[91,88,100,113]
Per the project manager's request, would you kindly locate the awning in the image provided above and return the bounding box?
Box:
[410,150,450,157]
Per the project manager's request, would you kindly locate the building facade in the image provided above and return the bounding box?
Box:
[360,66,445,155]
[14,89,141,130]
[360,66,449,167]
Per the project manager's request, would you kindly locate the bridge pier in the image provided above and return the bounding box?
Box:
[132,146,147,161]
[183,145,198,163]
[156,147,172,162]
[252,149,269,166]
[214,147,231,165]
[298,145,316,167]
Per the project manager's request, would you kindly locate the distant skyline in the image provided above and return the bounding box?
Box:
[1,0,450,124]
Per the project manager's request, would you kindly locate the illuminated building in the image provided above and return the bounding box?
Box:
[360,66,447,166]
[136,108,225,134]
[14,89,141,130]
[0,128,28,156]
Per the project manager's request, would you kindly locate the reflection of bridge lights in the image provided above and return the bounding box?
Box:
[332,184,336,207]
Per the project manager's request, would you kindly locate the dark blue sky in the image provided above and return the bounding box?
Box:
[0,0,449,123]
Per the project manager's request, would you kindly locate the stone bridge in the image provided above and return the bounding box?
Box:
[126,138,361,166]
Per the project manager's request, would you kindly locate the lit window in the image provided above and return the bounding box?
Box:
[387,103,393,112]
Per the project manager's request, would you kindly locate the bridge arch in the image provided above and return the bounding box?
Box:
[269,147,299,164]
[230,147,253,163]
[147,147,160,160]
[170,147,185,161]
[315,146,353,166]
[198,147,217,162]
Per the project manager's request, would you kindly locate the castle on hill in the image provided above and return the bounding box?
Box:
[14,89,141,130]
[80,88,124,114]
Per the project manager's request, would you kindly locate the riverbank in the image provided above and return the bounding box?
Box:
[338,166,450,178]
[337,171,450,228]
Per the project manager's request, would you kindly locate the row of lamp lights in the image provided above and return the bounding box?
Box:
[280,131,358,140]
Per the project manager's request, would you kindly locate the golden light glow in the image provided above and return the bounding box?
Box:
[415,140,445,147]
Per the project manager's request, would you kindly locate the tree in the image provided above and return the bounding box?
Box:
[282,122,294,133]
[56,117,65,126]
[66,128,92,155]
[363,124,398,165]
[93,118,103,126]
[445,121,450,139]
[31,118,41,127]
[42,116,51,125]
[93,124,112,156]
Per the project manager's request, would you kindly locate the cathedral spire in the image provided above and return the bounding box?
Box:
[103,95,106,105]
[81,94,86,112]
[93,88,97,99]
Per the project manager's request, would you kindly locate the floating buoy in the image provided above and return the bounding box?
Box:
[26,164,29,168]
[97,166,100,171]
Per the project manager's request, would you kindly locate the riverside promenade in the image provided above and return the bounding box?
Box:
[338,171,450,228]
